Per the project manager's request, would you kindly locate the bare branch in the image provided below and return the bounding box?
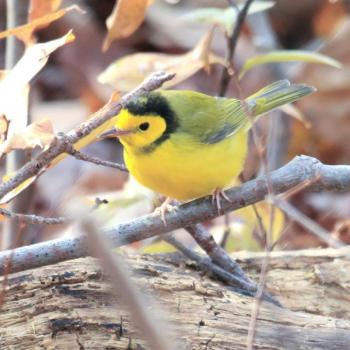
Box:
[0,155,349,275]
[0,207,67,225]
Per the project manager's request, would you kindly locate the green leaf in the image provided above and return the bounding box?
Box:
[179,1,275,34]
[239,50,342,79]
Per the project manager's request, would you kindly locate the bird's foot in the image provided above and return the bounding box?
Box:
[153,197,178,225]
[211,188,232,214]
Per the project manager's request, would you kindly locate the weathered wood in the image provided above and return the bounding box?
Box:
[1,247,350,349]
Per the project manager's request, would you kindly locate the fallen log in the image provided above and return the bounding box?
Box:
[1,247,350,349]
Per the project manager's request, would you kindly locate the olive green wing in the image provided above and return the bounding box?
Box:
[160,90,246,144]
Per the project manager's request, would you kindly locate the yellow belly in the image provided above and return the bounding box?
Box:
[123,130,248,201]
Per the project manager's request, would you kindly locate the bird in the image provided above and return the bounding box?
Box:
[100,80,315,222]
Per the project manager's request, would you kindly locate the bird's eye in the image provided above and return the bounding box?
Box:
[139,122,150,131]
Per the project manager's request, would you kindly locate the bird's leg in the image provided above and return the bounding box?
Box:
[153,197,178,225]
[212,188,232,214]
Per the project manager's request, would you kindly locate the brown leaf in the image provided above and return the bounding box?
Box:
[28,0,62,22]
[102,0,153,51]
[0,5,79,45]
[0,119,55,156]
[99,28,224,91]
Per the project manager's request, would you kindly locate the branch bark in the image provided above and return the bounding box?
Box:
[0,155,349,275]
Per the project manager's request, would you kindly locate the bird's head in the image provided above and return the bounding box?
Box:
[100,92,178,151]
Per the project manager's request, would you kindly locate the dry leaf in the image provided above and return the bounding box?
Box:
[99,28,224,91]
[29,0,62,22]
[103,0,153,51]
[0,119,55,156]
[0,5,79,45]
[0,31,74,138]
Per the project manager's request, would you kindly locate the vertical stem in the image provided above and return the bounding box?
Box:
[3,0,30,250]
[219,0,255,97]
[219,0,255,242]
[247,12,289,171]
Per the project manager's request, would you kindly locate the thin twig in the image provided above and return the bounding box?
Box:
[230,64,280,349]
[80,216,174,350]
[0,207,67,225]
[246,248,271,350]
[271,197,344,248]
[0,197,107,225]
[1,155,349,275]
[219,0,255,96]
[67,147,128,172]
[218,0,254,269]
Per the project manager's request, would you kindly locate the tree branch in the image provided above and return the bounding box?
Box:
[0,155,349,275]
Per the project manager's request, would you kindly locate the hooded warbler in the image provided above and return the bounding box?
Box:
[101,80,314,213]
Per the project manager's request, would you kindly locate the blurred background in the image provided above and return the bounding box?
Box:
[0,0,349,252]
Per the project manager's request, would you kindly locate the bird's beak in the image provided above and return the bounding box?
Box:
[99,127,133,139]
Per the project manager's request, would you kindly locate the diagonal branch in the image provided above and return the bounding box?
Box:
[0,155,349,275]
[0,71,175,201]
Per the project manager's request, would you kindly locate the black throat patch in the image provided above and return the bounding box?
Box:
[125,92,178,152]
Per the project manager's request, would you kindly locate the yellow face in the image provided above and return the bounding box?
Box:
[115,109,167,150]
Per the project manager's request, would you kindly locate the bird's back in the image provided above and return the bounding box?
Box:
[158,90,247,144]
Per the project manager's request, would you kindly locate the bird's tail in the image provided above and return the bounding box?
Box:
[245,80,315,117]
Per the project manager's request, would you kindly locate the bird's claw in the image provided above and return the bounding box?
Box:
[153,198,177,225]
[212,188,232,214]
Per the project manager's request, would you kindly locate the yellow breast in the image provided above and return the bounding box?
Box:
[123,129,248,201]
